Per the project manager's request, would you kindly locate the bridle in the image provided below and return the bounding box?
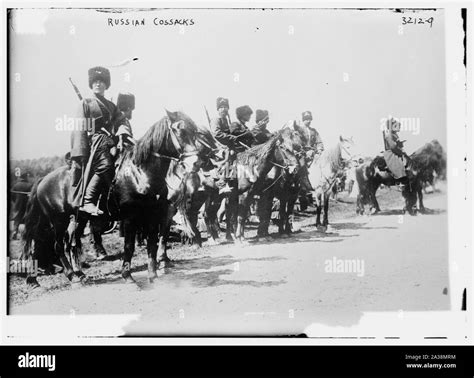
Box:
[152,119,200,163]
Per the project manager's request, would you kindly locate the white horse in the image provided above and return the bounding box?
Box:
[307,135,354,231]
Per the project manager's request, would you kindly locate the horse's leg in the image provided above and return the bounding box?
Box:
[70,216,88,279]
[417,186,426,213]
[315,194,322,227]
[144,209,159,282]
[323,193,330,227]
[157,202,174,269]
[286,190,298,234]
[225,190,237,241]
[278,194,288,236]
[53,216,77,282]
[257,191,272,239]
[122,217,137,283]
[236,192,250,242]
[204,192,220,244]
[188,196,202,247]
[89,217,107,260]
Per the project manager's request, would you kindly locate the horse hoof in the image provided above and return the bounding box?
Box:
[235,239,249,246]
[147,274,157,284]
[70,274,83,286]
[26,276,41,290]
[279,234,289,239]
[158,259,174,269]
[207,239,219,246]
[122,271,135,284]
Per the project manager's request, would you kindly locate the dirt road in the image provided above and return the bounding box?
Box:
[9,188,449,336]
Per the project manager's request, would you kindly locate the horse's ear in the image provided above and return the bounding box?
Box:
[165,109,178,123]
[339,135,343,142]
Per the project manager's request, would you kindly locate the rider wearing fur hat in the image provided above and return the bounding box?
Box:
[301,111,324,164]
[230,105,256,152]
[252,109,273,145]
[70,66,122,215]
[115,92,136,151]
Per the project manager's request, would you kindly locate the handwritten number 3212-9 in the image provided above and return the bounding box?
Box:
[402,16,434,27]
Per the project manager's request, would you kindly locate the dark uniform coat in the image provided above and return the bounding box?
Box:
[230,120,255,153]
[251,125,273,145]
[307,126,324,154]
[212,116,238,148]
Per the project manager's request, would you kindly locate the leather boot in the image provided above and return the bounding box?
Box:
[80,174,104,216]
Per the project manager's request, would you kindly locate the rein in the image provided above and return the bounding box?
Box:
[152,119,200,163]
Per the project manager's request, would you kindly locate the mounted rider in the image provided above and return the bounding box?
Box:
[383,117,409,179]
[252,109,273,145]
[230,105,256,152]
[115,92,136,151]
[70,66,125,215]
[300,111,324,166]
[211,97,237,194]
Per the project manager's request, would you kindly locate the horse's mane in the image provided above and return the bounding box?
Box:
[318,143,342,172]
[132,111,197,166]
[237,133,279,167]
[410,139,445,173]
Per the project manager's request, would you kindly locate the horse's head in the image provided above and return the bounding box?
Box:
[339,135,355,162]
[277,127,306,175]
[165,110,201,172]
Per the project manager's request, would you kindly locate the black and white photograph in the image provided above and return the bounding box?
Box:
[3,3,471,345]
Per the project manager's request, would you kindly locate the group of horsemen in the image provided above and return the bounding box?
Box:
[69,65,411,217]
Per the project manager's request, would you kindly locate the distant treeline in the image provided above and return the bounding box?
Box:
[9,155,67,184]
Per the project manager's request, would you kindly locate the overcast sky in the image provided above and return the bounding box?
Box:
[9,8,446,160]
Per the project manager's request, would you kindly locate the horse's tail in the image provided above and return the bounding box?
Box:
[174,172,196,239]
[21,178,52,268]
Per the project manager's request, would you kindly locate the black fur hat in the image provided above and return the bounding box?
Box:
[255,109,269,124]
[236,105,253,120]
[88,66,111,89]
[302,111,313,121]
[216,97,229,110]
[117,92,135,111]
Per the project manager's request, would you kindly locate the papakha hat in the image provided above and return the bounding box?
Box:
[216,97,229,110]
[117,92,135,111]
[302,111,313,121]
[88,66,111,89]
[255,109,269,124]
[236,105,253,120]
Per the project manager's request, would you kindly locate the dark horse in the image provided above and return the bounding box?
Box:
[355,139,446,215]
[256,123,311,238]
[226,127,305,243]
[22,111,201,286]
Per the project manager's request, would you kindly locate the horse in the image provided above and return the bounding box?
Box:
[307,136,354,230]
[355,139,446,215]
[22,110,201,287]
[226,127,305,243]
[163,125,226,247]
[256,123,311,238]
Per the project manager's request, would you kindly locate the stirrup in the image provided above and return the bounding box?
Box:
[79,203,104,216]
